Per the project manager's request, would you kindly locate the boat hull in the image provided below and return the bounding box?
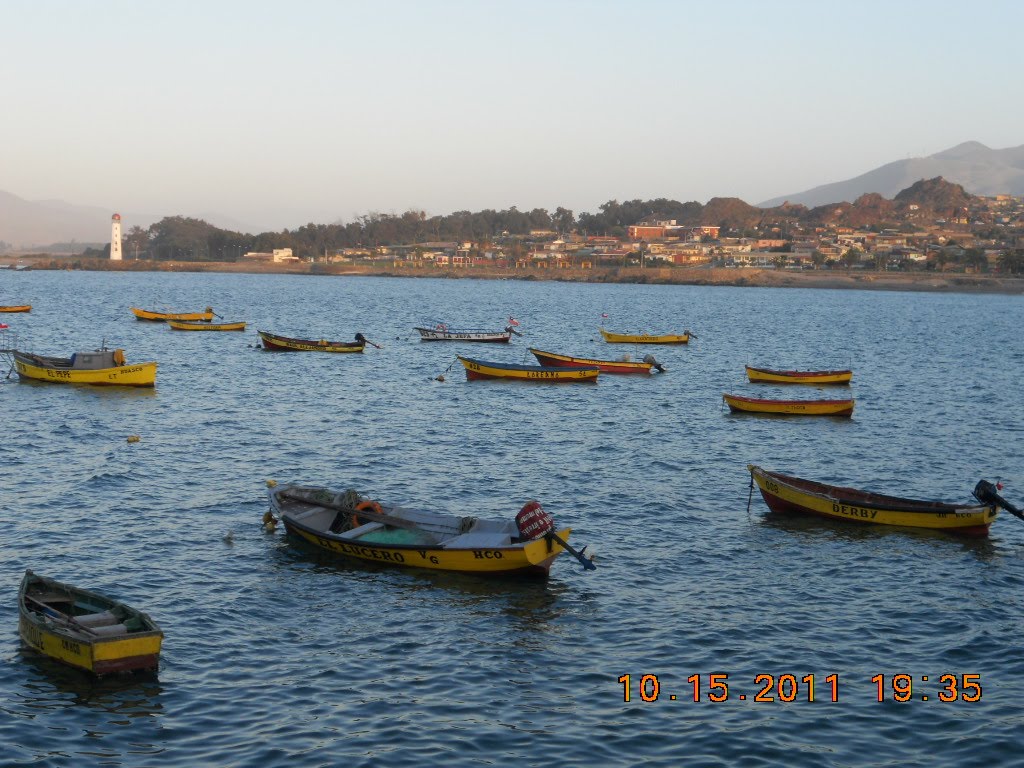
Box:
[269,485,572,578]
[529,348,653,374]
[724,393,854,416]
[415,327,512,342]
[168,320,246,331]
[14,353,157,387]
[459,356,599,382]
[0,305,31,313]
[746,365,853,385]
[19,572,163,676]
[748,465,997,535]
[258,331,365,352]
[600,328,689,344]
[282,518,569,577]
[131,307,214,322]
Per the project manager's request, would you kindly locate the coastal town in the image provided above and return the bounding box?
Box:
[5,177,1024,282]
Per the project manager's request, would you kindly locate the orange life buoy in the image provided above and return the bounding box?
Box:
[353,500,382,528]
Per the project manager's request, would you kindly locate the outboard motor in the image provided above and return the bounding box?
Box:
[643,354,665,373]
[516,500,555,540]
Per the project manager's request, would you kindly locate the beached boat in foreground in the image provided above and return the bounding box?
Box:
[599,328,690,344]
[258,330,368,352]
[267,483,595,578]
[0,305,31,313]
[13,348,157,386]
[459,356,599,382]
[723,393,854,417]
[131,306,214,322]
[746,365,853,385]
[529,348,659,374]
[19,570,163,675]
[415,324,518,342]
[748,465,1008,535]
[167,319,246,332]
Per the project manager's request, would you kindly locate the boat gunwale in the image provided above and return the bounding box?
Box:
[723,393,855,408]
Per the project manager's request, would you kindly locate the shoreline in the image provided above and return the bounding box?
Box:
[6,257,1024,294]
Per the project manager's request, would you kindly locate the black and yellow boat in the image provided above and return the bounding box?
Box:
[19,571,164,676]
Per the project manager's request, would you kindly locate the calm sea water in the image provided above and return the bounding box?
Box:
[0,270,1022,767]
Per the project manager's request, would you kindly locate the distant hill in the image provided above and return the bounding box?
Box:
[0,190,257,249]
[759,141,1024,207]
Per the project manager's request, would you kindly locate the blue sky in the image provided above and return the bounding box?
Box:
[2,0,1022,231]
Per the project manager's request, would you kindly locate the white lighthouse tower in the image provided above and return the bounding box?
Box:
[110,213,123,261]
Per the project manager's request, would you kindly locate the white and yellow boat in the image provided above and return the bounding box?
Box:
[19,570,163,676]
[13,348,157,387]
[268,483,596,578]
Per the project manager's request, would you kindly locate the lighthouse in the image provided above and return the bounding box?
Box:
[110,213,123,261]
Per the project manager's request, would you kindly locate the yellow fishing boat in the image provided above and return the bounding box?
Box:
[599,328,690,344]
[13,348,157,387]
[131,306,214,322]
[268,483,596,578]
[748,465,1004,535]
[746,365,853,385]
[0,305,31,313]
[458,356,599,382]
[19,570,163,676]
[723,393,854,417]
[167,319,246,331]
[257,330,371,352]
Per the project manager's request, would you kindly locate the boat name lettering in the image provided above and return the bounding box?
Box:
[23,624,42,648]
[121,366,143,374]
[334,540,406,563]
[61,638,82,655]
[831,503,878,520]
[526,371,558,379]
[417,550,440,564]
[47,370,72,379]
[765,480,780,494]
[473,550,504,559]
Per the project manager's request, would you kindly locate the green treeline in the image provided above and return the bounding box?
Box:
[86,199,717,261]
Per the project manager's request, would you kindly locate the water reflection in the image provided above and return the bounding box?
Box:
[16,650,165,715]
[754,509,1001,560]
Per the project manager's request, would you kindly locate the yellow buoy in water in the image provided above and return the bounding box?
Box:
[127,435,141,443]
[265,479,277,488]
[262,510,278,532]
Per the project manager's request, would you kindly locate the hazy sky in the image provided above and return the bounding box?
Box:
[3,0,1022,231]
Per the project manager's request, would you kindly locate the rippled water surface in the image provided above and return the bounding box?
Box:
[1,271,1022,767]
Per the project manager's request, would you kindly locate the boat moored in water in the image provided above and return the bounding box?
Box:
[267,483,595,578]
[599,328,690,344]
[258,330,368,352]
[415,322,519,342]
[458,356,599,382]
[13,348,157,387]
[0,305,32,313]
[19,570,163,675]
[747,465,1012,535]
[131,306,214,322]
[529,348,659,374]
[168,319,246,332]
[746,365,853,385]
[723,393,854,417]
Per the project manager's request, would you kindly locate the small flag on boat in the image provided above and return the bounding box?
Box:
[508,316,520,326]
